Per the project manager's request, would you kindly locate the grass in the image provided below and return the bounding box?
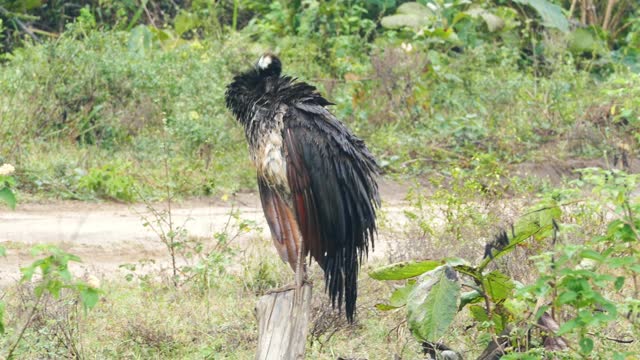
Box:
[1,28,638,202]
[0,253,417,359]
[1,172,639,358]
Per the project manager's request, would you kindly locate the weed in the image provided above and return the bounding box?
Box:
[78,162,137,202]
[0,162,16,209]
[371,168,640,358]
[1,245,100,359]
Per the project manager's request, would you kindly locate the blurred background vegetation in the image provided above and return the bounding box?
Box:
[0,0,638,201]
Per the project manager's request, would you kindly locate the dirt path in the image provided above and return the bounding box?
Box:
[3,160,636,286]
[0,180,410,285]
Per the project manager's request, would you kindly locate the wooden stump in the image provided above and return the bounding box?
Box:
[255,284,313,360]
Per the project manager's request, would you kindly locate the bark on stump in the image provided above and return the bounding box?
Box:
[255,284,312,360]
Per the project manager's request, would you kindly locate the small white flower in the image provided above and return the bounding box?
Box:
[0,163,15,176]
[577,258,598,271]
[401,42,413,53]
[87,275,101,289]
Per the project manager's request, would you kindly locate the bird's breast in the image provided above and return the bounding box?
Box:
[251,106,289,192]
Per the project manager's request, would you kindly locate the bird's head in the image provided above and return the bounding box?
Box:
[256,53,282,78]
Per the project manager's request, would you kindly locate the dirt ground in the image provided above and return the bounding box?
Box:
[0,179,412,286]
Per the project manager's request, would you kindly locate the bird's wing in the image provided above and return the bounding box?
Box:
[283,102,379,320]
[257,177,302,268]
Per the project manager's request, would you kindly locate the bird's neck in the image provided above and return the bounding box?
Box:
[226,73,278,123]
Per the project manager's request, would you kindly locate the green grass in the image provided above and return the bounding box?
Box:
[1,28,638,202]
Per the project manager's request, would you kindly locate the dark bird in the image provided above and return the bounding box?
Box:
[225,53,380,321]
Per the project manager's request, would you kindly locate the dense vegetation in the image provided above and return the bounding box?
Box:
[0,0,639,359]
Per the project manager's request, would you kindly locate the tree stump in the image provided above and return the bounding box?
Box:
[255,284,313,360]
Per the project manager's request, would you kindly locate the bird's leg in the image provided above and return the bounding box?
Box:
[295,239,306,288]
[293,240,307,305]
[264,239,309,295]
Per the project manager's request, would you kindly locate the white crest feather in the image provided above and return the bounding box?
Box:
[258,55,272,69]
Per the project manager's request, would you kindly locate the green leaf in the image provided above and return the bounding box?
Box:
[557,317,579,335]
[80,287,100,310]
[480,201,561,271]
[20,264,37,281]
[569,28,599,54]
[580,249,604,262]
[370,260,444,280]
[465,8,505,32]
[128,25,154,56]
[493,313,507,334]
[381,14,429,29]
[469,304,489,322]
[609,221,636,242]
[454,264,481,281]
[608,256,636,268]
[0,187,16,209]
[375,303,400,311]
[557,290,577,305]
[483,271,515,302]
[396,2,431,16]
[579,337,594,354]
[0,246,5,257]
[407,266,461,342]
[174,11,199,36]
[513,0,569,32]
[22,0,44,11]
[380,2,433,29]
[459,290,483,310]
[0,301,4,334]
[389,280,417,307]
[47,279,62,298]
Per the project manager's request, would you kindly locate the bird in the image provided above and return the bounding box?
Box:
[225,53,380,322]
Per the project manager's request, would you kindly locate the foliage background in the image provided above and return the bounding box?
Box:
[0,0,638,201]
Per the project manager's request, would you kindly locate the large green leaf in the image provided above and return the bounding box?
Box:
[80,287,100,310]
[569,28,599,54]
[380,2,433,29]
[480,200,561,270]
[407,266,461,342]
[0,187,16,210]
[513,0,569,32]
[128,25,154,56]
[370,260,444,280]
[174,11,200,36]
[389,280,417,307]
[483,271,515,302]
[515,199,561,241]
[465,8,505,32]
